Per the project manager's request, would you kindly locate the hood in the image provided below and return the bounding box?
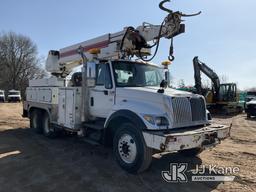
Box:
[115,86,207,130]
[116,87,194,102]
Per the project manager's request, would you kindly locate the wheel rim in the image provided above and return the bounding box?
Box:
[118,134,137,164]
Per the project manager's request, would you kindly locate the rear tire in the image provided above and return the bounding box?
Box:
[113,122,152,173]
[247,113,251,118]
[179,148,203,157]
[42,112,57,138]
[30,110,43,134]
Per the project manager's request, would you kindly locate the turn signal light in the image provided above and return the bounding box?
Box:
[161,60,172,66]
[89,48,101,54]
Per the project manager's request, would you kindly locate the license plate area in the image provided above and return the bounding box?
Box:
[202,132,218,146]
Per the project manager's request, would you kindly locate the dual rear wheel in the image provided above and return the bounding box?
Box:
[30,110,56,137]
[30,111,153,173]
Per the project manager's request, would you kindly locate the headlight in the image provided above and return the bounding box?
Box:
[143,114,169,126]
[143,115,155,125]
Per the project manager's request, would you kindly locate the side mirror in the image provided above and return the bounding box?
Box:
[87,62,96,78]
[83,62,96,87]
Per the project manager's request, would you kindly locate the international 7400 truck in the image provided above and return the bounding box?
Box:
[23,1,231,173]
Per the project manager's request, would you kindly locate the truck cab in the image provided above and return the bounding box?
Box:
[89,60,208,129]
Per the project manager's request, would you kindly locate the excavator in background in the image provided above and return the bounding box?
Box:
[193,56,242,114]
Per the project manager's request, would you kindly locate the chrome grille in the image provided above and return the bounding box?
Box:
[190,97,206,121]
[171,97,192,125]
[171,97,206,126]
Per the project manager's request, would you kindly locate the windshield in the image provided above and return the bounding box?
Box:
[9,91,20,95]
[112,61,164,87]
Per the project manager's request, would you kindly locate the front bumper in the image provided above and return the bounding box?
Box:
[142,124,231,152]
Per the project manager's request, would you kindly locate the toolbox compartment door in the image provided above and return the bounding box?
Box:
[57,88,81,129]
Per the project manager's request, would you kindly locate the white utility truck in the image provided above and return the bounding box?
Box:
[8,89,21,102]
[23,0,231,173]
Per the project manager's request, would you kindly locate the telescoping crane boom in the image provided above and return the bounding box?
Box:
[46,0,201,77]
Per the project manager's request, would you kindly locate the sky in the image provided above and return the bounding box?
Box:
[0,0,255,90]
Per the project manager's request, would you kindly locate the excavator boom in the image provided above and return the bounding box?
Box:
[193,56,220,100]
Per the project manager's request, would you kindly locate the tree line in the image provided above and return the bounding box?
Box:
[0,32,46,98]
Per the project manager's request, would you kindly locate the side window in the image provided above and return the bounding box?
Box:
[96,64,105,86]
[96,63,112,89]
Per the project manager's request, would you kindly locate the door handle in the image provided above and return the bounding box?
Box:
[104,90,108,95]
[90,97,94,106]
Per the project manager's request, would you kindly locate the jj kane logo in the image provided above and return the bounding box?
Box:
[162,163,188,183]
[162,163,239,183]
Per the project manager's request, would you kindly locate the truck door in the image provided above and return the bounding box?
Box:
[89,63,114,118]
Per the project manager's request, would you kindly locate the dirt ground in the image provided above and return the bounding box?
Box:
[0,103,255,192]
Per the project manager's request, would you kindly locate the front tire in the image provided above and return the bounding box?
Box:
[113,122,152,173]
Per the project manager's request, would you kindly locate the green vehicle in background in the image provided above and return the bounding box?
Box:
[176,86,197,93]
[237,92,246,111]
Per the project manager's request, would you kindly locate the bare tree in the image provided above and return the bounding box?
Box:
[220,74,229,84]
[202,78,211,89]
[177,79,185,88]
[246,87,256,92]
[0,32,46,97]
[168,72,174,86]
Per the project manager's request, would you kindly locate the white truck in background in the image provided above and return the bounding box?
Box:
[22,1,231,173]
[7,89,21,102]
[0,90,5,102]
